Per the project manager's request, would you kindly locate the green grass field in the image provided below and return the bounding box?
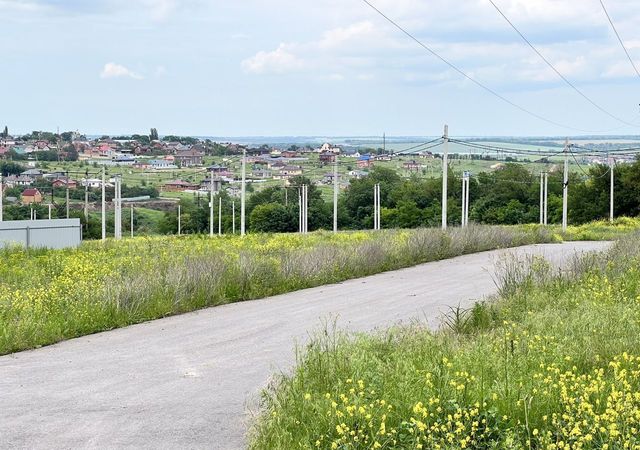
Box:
[249,228,640,449]
[0,225,555,355]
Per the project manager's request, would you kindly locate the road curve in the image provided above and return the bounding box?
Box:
[0,241,610,449]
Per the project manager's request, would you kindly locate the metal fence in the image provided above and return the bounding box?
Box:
[0,219,82,249]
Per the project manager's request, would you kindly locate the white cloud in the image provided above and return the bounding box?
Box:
[100,63,144,80]
[241,44,305,74]
[318,21,375,49]
[143,0,176,22]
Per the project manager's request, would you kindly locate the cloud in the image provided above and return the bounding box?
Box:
[143,0,176,22]
[100,62,144,80]
[241,44,305,74]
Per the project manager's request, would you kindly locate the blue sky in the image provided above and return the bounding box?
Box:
[2,0,640,137]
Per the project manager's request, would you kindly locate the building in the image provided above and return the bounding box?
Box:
[21,188,43,204]
[21,169,44,179]
[4,175,33,187]
[52,178,78,189]
[357,155,374,169]
[149,160,178,170]
[273,165,303,180]
[163,180,198,192]
[319,151,337,164]
[318,143,341,154]
[175,149,205,167]
[112,154,137,165]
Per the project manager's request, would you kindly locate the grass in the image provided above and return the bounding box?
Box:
[249,232,640,449]
[0,225,556,355]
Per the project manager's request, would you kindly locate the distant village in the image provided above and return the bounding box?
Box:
[0,129,440,206]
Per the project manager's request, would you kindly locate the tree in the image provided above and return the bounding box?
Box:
[149,128,159,141]
[2,126,7,138]
[249,203,295,233]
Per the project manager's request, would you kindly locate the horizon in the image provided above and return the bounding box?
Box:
[3,1,640,136]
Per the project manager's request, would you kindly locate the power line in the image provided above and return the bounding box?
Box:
[360,0,616,133]
[568,146,611,179]
[488,0,638,128]
[393,138,443,154]
[599,0,640,80]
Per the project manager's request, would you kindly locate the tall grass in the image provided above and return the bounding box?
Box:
[250,233,640,449]
[0,225,553,355]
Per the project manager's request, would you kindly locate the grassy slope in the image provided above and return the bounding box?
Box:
[0,225,554,355]
[250,231,640,449]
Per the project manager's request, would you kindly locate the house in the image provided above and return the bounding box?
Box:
[403,160,421,172]
[319,151,337,164]
[164,180,198,192]
[357,155,374,169]
[82,178,111,188]
[200,177,223,193]
[4,175,33,187]
[268,160,287,170]
[252,169,272,179]
[281,150,299,158]
[21,169,44,179]
[52,178,78,189]
[112,154,137,165]
[21,188,43,204]
[273,165,303,180]
[317,143,341,154]
[149,159,178,170]
[174,149,205,167]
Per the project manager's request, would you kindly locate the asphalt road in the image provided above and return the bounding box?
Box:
[0,241,610,450]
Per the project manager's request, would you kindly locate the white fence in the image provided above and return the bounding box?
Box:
[0,219,82,249]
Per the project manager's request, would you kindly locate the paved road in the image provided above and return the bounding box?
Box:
[0,241,610,450]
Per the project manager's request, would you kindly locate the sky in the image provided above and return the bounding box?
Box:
[2,0,640,137]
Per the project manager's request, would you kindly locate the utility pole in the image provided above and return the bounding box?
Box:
[178,204,181,236]
[373,183,381,230]
[66,173,70,219]
[114,176,122,239]
[232,200,236,234]
[333,157,338,233]
[0,173,3,222]
[378,184,381,230]
[298,187,302,233]
[373,184,378,230]
[84,181,89,223]
[539,172,544,225]
[218,196,222,236]
[562,139,569,232]
[610,155,615,223]
[303,185,308,234]
[461,173,470,227]
[48,204,52,220]
[209,171,214,237]
[130,206,134,238]
[442,124,449,230]
[544,172,548,226]
[241,147,246,236]
[101,168,106,240]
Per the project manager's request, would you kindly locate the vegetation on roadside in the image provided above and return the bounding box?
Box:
[250,232,640,449]
[0,225,554,355]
